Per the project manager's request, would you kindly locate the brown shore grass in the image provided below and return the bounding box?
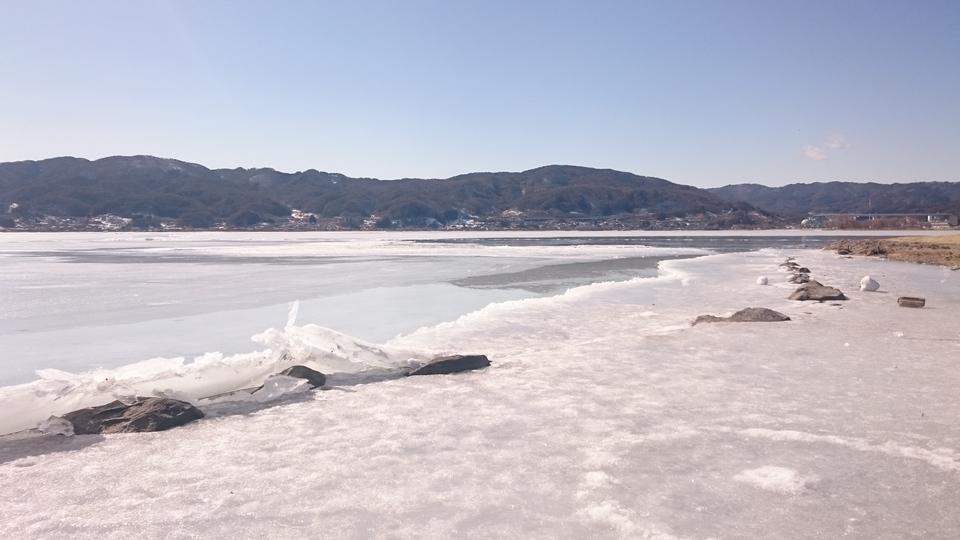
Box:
[890,234,960,246]
[830,234,960,268]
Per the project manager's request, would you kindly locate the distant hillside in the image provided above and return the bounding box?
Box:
[709,182,960,218]
[0,156,769,229]
[0,156,289,228]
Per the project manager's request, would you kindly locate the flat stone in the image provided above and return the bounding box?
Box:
[62,397,204,435]
[898,296,926,308]
[407,355,491,376]
[694,307,791,325]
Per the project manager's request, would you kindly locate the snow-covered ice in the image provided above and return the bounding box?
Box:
[0,232,709,385]
[733,465,815,494]
[1,233,959,538]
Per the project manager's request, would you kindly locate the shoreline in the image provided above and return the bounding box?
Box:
[829,234,960,268]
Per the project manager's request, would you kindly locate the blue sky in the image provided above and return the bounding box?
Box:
[1,1,957,186]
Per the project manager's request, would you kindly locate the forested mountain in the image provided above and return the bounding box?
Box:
[709,182,960,218]
[7,156,954,231]
[0,156,763,228]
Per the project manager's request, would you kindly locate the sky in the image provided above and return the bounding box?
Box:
[1,0,958,187]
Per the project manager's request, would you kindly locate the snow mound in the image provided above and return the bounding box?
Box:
[733,465,815,494]
[859,275,880,291]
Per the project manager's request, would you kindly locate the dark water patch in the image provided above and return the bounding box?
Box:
[417,235,855,252]
[452,255,691,294]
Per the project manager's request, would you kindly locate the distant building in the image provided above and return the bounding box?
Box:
[801,213,958,229]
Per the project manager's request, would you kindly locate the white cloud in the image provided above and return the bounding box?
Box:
[803,133,848,161]
[802,145,827,161]
[824,133,849,150]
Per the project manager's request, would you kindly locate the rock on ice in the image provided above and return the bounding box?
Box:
[693,307,791,325]
[407,354,491,376]
[756,276,769,285]
[788,280,847,301]
[62,397,204,434]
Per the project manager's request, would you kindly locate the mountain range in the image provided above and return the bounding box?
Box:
[0,156,765,229]
[709,182,960,218]
[0,155,956,230]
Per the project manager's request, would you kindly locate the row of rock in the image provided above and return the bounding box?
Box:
[780,258,812,284]
[780,257,849,301]
[53,354,491,435]
[695,257,847,326]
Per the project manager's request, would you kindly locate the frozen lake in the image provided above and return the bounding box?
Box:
[1,231,958,539]
[0,230,870,386]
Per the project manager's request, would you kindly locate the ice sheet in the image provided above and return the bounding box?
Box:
[1,232,715,386]
[1,246,959,538]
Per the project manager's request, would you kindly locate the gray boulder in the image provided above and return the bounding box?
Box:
[63,397,204,435]
[694,307,791,325]
[407,354,490,376]
[788,273,810,284]
[788,280,847,301]
[277,365,326,388]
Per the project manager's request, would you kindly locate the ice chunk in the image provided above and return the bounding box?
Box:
[756,276,769,285]
[859,275,880,291]
[38,416,74,437]
[251,375,311,403]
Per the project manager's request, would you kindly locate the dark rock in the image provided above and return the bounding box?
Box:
[277,365,326,388]
[407,355,491,376]
[779,261,800,269]
[694,307,791,325]
[837,248,851,255]
[788,280,847,302]
[63,397,204,435]
[897,296,926,308]
[788,273,810,284]
[796,267,810,274]
[728,308,792,322]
